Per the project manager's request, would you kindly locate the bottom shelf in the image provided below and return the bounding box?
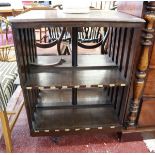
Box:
[32,105,121,134]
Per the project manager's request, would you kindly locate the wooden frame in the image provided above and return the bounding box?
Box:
[0,86,24,152]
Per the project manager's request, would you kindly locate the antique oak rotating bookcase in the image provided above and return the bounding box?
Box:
[11,10,145,136]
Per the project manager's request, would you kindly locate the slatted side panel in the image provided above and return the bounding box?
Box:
[12,27,37,85]
[108,27,121,116]
[12,27,38,130]
[107,27,137,123]
[120,28,142,123]
[109,28,122,112]
[116,27,128,118]
[117,28,140,123]
[28,28,36,63]
[12,28,27,84]
[120,28,134,80]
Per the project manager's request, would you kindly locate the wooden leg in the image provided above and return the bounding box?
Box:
[0,112,13,153]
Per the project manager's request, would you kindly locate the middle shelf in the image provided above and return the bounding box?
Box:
[26,68,127,89]
[25,55,127,89]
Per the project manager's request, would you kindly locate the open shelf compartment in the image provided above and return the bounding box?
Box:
[37,88,110,108]
[26,89,122,134]
[30,55,117,69]
[32,105,121,133]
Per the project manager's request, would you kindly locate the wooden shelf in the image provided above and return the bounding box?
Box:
[32,105,121,133]
[37,89,110,108]
[26,68,127,89]
[30,55,117,72]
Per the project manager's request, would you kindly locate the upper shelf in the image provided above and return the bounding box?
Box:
[10,10,145,28]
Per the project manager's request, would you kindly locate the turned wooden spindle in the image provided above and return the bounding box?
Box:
[145,14,155,29]
[127,5,155,126]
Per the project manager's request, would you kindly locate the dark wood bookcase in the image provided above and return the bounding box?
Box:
[11,10,145,136]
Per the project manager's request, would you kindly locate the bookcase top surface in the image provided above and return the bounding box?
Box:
[10,10,145,24]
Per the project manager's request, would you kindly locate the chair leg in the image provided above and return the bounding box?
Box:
[0,112,13,153]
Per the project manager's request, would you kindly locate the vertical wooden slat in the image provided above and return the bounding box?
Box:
[107,87,110,96]
[116,87,124,116]
[117,28,125,67]
[28,28,34,62]
[119,87,129,124]
[34,89,39,106]
[27,28,33,62]
[31,89,36,109]
[110,28,116,59]
[23,29,30,65]
[115,28,121,64]
[19,29,28,81]
[112,87,117,107]
[32,28,37,57]
[33,89,37,108]
[124,28,134,78]
[109,27,118,109]
[113,87,119,109]
[22,89,33,130]
[120,28,131,78]
[119,28,127,71]
[24,29,31,64]
[107,27,113,100]
[27,89,35,121]
[108,27,113,57]
[110,87,114,103]
[20,29,27,66]
[112,28,117,61]
[26,28,31,63]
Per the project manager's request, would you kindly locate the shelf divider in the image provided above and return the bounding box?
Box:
[72,27,78,66]
[72,88,77,105]
[72,27,78,105]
